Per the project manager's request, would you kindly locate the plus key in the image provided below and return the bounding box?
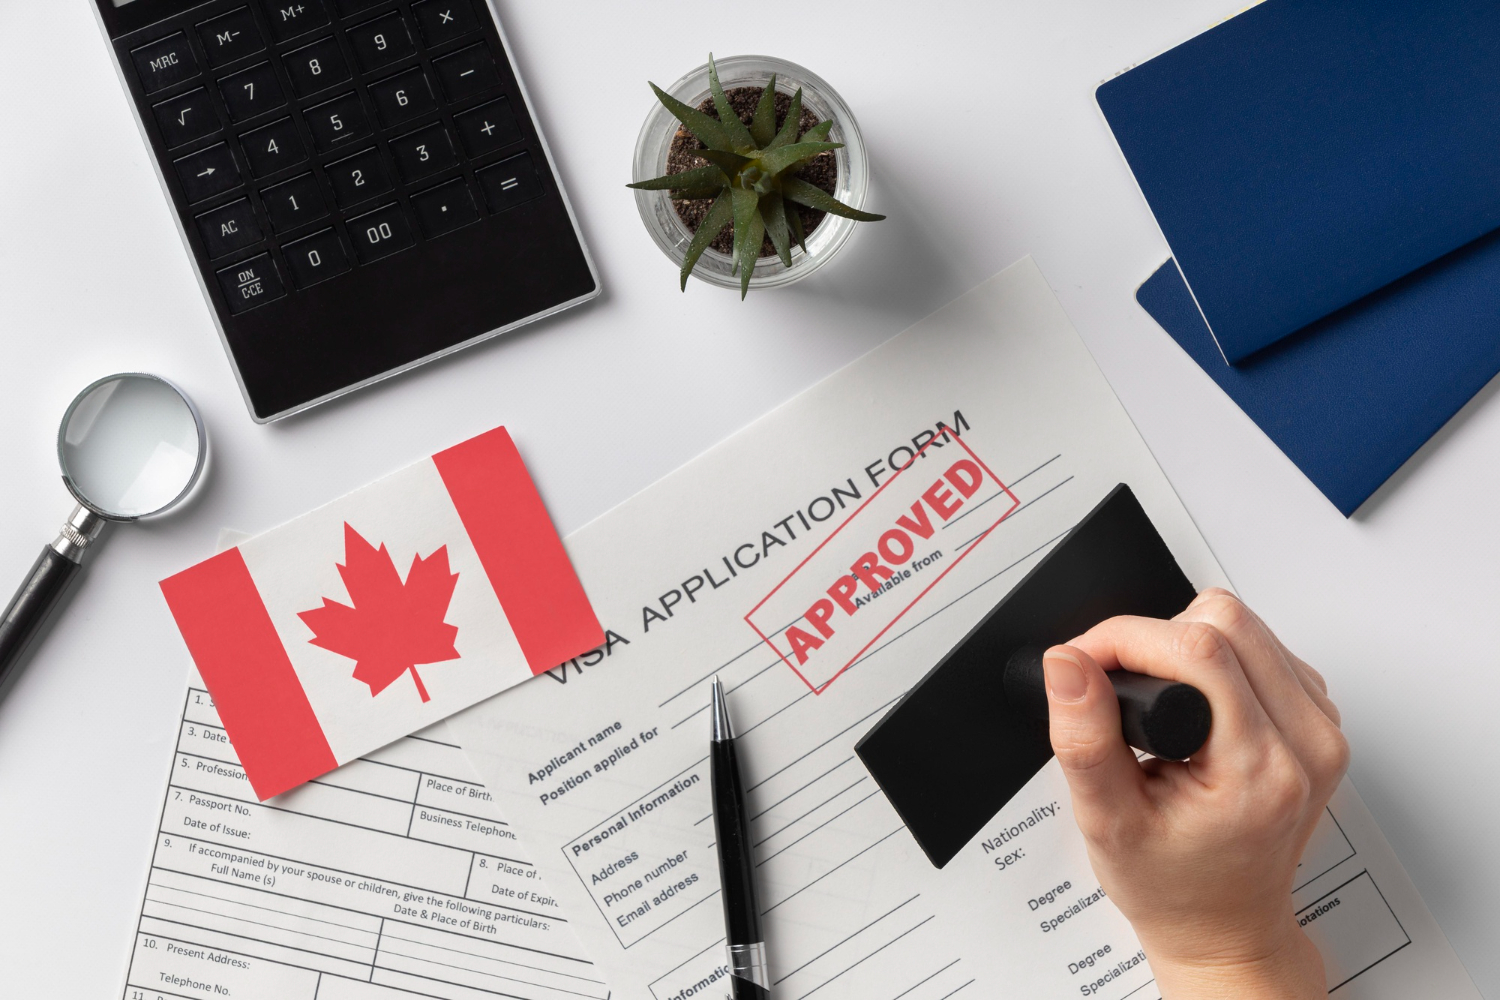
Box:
[454,98,522,157]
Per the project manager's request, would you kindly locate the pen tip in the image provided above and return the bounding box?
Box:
[710,676,732,742]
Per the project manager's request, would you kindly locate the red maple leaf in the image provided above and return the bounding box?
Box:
[298,523,460,702]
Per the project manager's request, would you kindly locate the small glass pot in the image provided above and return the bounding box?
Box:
[631,54,872,292]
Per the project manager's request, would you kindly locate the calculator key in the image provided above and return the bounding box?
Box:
[347,203,414,262]
[411,177,479,237]
[325,147,392,207]
[195,198,264,258]
[452,98,520,157]
[477,152,543,213]
[153,88,221,148]
[433,44,499,102]
[197,8,266,68]
[368,66,437,127]
[303,92,371,151]
[261,172,329,231]
[283,37,351,97]
[219,62,286,121]
[131,33,200,95]
[388,121,457,181]
[240,117,307,176]
[174,143,243,203]
[335,0,388,14]
[216,253,285,312]
[411,0,478,47]
[283,228,350,288]
[261,0,330,42]
[346,12,415,72]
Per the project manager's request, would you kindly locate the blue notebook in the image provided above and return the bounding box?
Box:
[1137,249,1500,516]
[1098,0,1500,363]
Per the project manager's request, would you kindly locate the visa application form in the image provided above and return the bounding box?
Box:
[115,670,610,1000]
[449,259,1478,999]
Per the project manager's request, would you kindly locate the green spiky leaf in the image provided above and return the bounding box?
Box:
[650,82,734,152]
[669,187,727,201]
[782,176,887,221]
[802,120,834,143]
[761,192,793,268]
[694,148,754,176]
[729,187,759,276]
[750,76,778,148]
[788,200,807,253]
[756,141,842,177]
[738,200,766,299]
[627,164,725,191]
[707,55,756,151]
[680,190,733,291]
[767,88,804,150]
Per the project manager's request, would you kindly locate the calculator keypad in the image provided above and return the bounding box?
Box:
[197,8,266,67]
[303,91,370,151]
[336,0,387,15]
[326,147,392,207]
[347,202,414,262]
[411,0,476,47]
[220,61,287,120]
[369,66,438,127]
[154,88,221,147]
[261,172,328,231]
[240,117,307,176]
[347,12,416,71]
[283,227,351,286]
[119,0,553,322]
[453,98,518,157]
[389,121,456,181]
[410,176,479,237]
[262,0,330,42]
[283,36,351,96]
[132,33,199,93]
[216,253,285,312]
[196,198,264,257]
[477,152,543,213]
[432,44,497,102]
[174,143,243,202]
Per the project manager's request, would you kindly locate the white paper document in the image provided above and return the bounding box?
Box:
[116,673,610,1000]
[449,259,1477,999]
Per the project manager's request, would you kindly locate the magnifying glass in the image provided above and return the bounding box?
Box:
[0,374,207,689]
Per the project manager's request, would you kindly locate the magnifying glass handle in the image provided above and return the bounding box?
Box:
[0,506,106,691]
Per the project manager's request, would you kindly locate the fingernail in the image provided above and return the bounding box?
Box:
[1044,652,1088,703]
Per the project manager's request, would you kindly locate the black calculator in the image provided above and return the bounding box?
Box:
[93,0,599,421]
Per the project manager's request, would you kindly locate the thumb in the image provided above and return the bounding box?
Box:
[1044,645,1143,816]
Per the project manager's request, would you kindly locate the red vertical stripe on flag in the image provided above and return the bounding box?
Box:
[160,549,337,800]
[433,427,604,674]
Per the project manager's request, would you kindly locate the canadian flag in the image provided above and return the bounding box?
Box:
[160,427,603,800]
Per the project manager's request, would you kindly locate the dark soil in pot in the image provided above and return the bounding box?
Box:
[666,87,838,257]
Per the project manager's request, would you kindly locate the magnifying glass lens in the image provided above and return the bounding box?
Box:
[60,375,203,519]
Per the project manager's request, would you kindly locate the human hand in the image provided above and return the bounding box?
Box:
[1043,589,1348,1000]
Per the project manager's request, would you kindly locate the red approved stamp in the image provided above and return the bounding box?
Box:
[745,433,1019,693]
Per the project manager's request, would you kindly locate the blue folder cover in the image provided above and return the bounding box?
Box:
[1099,1,1500,363]
[1137,246,1500,516]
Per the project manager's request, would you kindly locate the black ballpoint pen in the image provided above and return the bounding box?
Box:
[710,677,771,999]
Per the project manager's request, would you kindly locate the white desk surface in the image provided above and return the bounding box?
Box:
[3,1,1497,995]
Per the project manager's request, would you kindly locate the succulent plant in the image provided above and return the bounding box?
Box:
[629,55,885,297]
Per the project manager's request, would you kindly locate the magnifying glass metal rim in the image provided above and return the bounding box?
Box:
[55,372,208,523]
